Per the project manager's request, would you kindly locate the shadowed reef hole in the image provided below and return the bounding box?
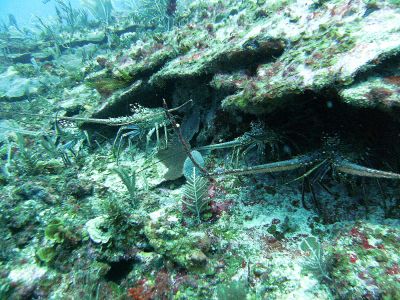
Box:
[104,259,135,283]
[230,89,400,171]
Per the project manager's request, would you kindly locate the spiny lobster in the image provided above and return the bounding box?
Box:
[196,121,297,165]
[208,136,400,180]
[0,100,192,163]
[206,136,400,221]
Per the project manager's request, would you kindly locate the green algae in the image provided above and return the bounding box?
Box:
[36,247,57,263]
[44,219,67,243]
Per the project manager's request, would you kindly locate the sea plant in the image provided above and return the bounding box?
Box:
[79,46,96,62]
[81,0,113,26]
[99,195,138,248]
[300,236,332,282]
[34,16,60,43]
[135,0,178,30]
[40,124,90,167]
[182,166,209,224]
[55,0,80,35]
[40,135,72,166]
[0,278,11,300]
[102,196,131,226]
[114,167,137,203]
[77,8,90,28]
[37,218,79,264]
[15,133,40,175]
[33,16,64,57]
[0,19,8,33]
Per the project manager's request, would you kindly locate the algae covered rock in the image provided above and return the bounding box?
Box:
[144,209,211,270]
[339,63,400,113]
[135,251,164,271]
[60,84,101,113]
[326,222,400,299]
[215,0,400,114]
[78,0,400,120]
[8,264,47,287]
[0,67,41,101]
[340,78,400,109]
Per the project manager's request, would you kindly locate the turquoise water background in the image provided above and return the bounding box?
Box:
[0,0,81,27]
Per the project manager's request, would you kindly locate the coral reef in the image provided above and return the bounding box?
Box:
[0,0,399,299]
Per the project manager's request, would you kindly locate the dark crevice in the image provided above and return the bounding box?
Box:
[205,90,400,223]
[224,89,400,171]
[104,259,135,284]
[83,43,400,172]
[154,176,186,189]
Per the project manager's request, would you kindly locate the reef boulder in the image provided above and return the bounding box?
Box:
[0,67,41,101]
[144,209,211,270]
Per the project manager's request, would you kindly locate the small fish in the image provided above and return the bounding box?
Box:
[42,0,52,4]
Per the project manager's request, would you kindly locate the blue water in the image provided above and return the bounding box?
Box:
[0,0,82,27]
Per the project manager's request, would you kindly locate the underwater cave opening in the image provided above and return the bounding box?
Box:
[226,89,400,222]
[236,89,400,170]
[104,259,135,284]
